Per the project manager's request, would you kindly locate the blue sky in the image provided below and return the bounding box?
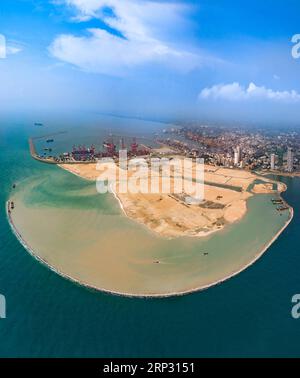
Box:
[1,0,300,125]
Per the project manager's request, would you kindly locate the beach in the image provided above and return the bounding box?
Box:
[59,161,281,238]
[6,190,294,297]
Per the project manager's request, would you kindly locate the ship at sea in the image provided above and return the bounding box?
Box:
[34,122,44,127]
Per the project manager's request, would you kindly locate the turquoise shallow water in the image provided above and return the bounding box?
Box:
[8,170,290,296]
[0,118,300,357]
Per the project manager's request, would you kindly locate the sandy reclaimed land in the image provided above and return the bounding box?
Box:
[252,183,274,194]
[59,161,277,238]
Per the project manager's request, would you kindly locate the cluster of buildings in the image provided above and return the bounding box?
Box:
[37,126,298,174]
[160,126,298,173]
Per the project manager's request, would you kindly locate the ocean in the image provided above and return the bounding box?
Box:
[0,115,300,357]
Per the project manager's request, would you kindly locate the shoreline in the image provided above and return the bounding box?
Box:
[260,170,300,178]
[59,163,283,240]
[108,183,225,240]
[6,183,294,297]
[59,163,254,239]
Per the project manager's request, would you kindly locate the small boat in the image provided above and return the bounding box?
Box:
[203,252,209,256]
[11,202,15,210]
[12,184,16,189]
[271,199,283,204]
[46,139,54,143]
[153,260,160,264]
[34,122,43,127]
[277,206,289,212]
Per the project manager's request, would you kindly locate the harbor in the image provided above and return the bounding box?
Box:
[29,134,153,165]
[271,198,290,212]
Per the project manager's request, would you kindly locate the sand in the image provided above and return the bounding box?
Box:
[252,183,274,194]
[59,161,277,239]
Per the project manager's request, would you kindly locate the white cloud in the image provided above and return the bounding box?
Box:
[50,0,202,75]
[0,35,22,59]
[199,82,300,103]
[6,46,22,55]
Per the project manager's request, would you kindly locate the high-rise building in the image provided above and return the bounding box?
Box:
[234,151,239,166]
[234,146,241,166]
[287,147,294,173]
[270,153,276,170]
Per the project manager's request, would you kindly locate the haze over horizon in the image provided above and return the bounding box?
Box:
[1,0,300,126]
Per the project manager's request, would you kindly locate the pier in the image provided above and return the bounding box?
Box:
[29,138,57,164]
[29,132,153,165]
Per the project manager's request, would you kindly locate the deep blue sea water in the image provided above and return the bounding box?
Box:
[0,117,300,357]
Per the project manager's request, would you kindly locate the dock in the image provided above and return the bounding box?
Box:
[277,206,289,212]
[29,138,57,164]
[271,198,284,205]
